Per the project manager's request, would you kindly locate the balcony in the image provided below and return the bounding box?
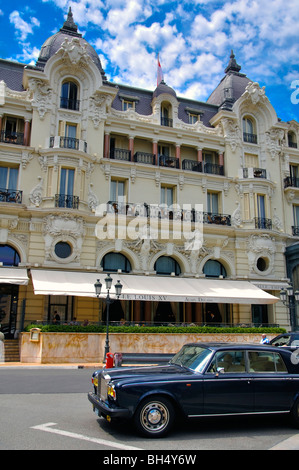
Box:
[49,136,87,152]
[204,162,224,176]
[159,155,179,168]
[182,159,202,172]
[0,130,24,145]
[203,212,231,226]
[243,132,257,144]
[110,148,131,161]
[254,217,272,230]
[0,188,22,203]
[55,194,79,209]
[134,152,156,165]
[60,97,80,111]
[288,141,297,148]
[284,176,299,188]
[107,201,148,217]
[243,167,266,179]
[292,226,299,236]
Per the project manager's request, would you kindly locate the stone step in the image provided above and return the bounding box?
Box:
[3,340,20,362]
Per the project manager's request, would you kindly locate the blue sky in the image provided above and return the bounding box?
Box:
[1,0,299,122]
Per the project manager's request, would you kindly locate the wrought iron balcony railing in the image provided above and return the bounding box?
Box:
[182,159,202,172]
[134,152,156,165]
[0,188,22,203]
[0,130,24,145]
[55,194,79,209]
[159,155,179,168]
[60,97,80,111]
[49,136,87,152]
[292,226,299,236]
[254,217,272,230]
[161,117,173,127]
[243,132,257,144]
[204,162,224,176]
[243,167,266,178]
[110,148,131,161]
[203,212,231,226]
[284,176,299,188]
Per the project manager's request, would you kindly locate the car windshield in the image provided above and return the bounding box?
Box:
[170,345,213,372]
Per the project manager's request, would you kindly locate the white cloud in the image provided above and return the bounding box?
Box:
[9,10,40,41]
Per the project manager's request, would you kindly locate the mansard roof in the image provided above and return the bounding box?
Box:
[207,50,251,110]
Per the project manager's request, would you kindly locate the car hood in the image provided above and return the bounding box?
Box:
[98,363,195,383]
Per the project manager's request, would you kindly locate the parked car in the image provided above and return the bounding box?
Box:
[88,342,299,437]
[270,333,299,352]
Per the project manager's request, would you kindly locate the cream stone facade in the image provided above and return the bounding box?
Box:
[0,8,298,337]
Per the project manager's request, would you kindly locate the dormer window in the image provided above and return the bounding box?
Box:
[161,103,172,127]
[243,116,257,144]
[288,131,297,148]
[123,100,134,111]
[60,81,79,111]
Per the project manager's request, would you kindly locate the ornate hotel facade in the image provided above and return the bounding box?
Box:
[1,9,299,336]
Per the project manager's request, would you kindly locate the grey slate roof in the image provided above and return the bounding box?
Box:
[0,59,25,92]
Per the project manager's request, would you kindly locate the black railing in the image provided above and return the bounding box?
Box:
[161,117,173,127]
[284,176,299,188]
[203,212,231,226]
[0,130,24,145]
[110,148,131,161]
[288,141,297,148]
[159,155,179,168]
[134,152,156,165]
[204,162,224,175]
[182,159,202,172]
[243,132,257,144]
[60,97,80,111]
[0,188,22,203]
[55,194,79,209]
[254,217,272,229]
[49,136,87,152]
[292,226,299,236]
[243,168,266,178]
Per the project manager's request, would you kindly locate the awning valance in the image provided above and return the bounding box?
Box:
[0,267,29,285]
[30,270,278,305]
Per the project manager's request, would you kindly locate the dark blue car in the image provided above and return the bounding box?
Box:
[88,343,299,437]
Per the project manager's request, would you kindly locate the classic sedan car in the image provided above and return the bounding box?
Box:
[87,343,299,437]
[270,332,299,351]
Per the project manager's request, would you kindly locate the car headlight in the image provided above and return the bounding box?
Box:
[107,384,116,400]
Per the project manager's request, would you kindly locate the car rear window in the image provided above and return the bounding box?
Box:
[248,351,287,373]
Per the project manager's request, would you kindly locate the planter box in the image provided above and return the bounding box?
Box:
[19,332,276,364]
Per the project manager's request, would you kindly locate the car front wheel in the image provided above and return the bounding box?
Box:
[134,395,175,437]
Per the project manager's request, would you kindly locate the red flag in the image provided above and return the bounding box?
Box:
[157,54,164,86]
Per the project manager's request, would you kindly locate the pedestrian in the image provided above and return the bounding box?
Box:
[52,310,60,325]
[260,333,269,344]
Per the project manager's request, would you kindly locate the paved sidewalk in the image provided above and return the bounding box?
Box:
[0,361,103,369]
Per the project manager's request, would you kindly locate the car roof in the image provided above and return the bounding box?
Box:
[183,342,277,350]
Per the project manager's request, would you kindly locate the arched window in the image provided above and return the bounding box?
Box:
[203,260,227,278]
[0,245,20,266]
[60,81,79,111]
[154,256,181,276]
[288,131,297,148]
[101,252,131,273]
[243,116,257,143]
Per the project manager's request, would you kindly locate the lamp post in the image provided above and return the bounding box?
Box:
[94,274,123,361]
[279,284,299,332]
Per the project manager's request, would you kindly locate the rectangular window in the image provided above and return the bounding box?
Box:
[110,179,126,202]
[161,185,174,206]
[122,100,134,111]
[0,166,18,190]
[60,168,75,196]
[207,191,219,214]
[243,193,250,220]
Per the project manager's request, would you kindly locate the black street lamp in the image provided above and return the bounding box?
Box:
[94,274,123,361]
[279,284,299,332]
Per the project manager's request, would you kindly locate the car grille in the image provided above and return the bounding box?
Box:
[98,374,108,401]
